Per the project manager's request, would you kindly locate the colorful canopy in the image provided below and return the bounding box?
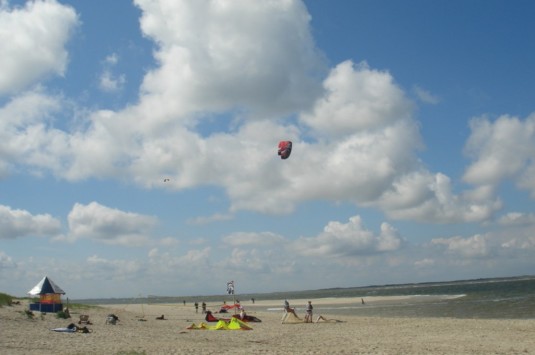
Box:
[187,318,252,330]
[28,276,65,295]
[278,141,292,159]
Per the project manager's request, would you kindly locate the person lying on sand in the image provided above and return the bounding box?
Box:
[52,323,92,333]
[315,315,344,323]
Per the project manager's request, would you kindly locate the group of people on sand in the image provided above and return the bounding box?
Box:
[284,299,313,322]
[284,299,330,323]
[194,298,338,324]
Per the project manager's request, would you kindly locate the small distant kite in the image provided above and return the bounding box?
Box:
[163,178,170,182]
[278,141,292,160]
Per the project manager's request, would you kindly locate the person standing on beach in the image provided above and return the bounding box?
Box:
[304,301,313,323]
[194,302,198,313]
[202,302,207,314]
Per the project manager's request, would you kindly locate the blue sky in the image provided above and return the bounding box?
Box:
[1,0,535,299]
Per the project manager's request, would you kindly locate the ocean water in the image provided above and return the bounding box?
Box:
[277,276,535,319]
[79,276,535,319]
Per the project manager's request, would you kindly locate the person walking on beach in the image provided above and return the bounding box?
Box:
[304,301,313,323]
[194,302,198,313]
[202,302,207,314]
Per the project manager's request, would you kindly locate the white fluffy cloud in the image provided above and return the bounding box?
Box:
[2,0,535,298]
[375,172,501,223]
[293,215,403,260]
[0,0,519,227]
[0,88,70,176]
[134,0,324,121]
[66,202,157,246]
[301,60,414,138]
[464,113,535,195]
[0,204,61,239]
[0,0,78,95]
[498,212,535,226]
[431,234,490,258]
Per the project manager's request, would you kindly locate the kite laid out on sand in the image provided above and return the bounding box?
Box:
[205,310,261,323]
[187,317,252,330]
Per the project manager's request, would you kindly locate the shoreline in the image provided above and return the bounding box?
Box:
[100,294,467,316]
[98,294,461,307]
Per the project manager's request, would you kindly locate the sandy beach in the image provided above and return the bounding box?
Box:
[1,297,534,354]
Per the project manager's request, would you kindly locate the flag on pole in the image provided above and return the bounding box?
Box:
[227,281,234,295]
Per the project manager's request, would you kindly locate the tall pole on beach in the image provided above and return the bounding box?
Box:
[233,281,237,314]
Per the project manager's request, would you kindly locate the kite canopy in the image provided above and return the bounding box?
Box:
[187,318,252,330]
[28,276,65,296]
[278,141,292,159]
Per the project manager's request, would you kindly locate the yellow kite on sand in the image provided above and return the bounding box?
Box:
[187,317,252,330]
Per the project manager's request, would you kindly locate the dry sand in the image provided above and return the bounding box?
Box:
[1,297,534,354]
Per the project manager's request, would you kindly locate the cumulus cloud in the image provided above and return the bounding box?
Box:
[0,0,509,227]
[498,212,535,226]
[134,0,324,120]
[464,113,535,195]
[0,88,70,176]
[0,0,78,95]
[431,234,490,258]
[293,215,403,260]
[0,204,61,239]
[375,172,501,223]
[501,236,535,250]
[301,60,414,138]
[66,202,157,246]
